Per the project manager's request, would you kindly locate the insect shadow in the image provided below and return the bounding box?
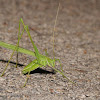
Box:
[0,59,55,75]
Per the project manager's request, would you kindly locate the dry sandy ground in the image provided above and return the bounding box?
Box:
[0,0,100,100]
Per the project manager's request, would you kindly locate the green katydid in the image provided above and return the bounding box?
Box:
[0,6,75,87]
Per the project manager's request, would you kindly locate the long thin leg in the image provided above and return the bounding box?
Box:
[23,71,30,87]
[20,18,41,62]
[49,65,75,84]
[15,19,21,68]
[52,59,75,84]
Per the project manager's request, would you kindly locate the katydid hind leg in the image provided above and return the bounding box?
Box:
[20,19,40,62]
[15,19,21,68]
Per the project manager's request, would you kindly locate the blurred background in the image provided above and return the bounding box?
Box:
[0,0,100,100]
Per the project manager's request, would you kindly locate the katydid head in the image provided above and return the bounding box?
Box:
[47,57,56,67]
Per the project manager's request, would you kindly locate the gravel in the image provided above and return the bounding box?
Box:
[0,0,100,100]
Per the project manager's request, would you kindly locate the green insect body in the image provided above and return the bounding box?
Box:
[0,18,75,86]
